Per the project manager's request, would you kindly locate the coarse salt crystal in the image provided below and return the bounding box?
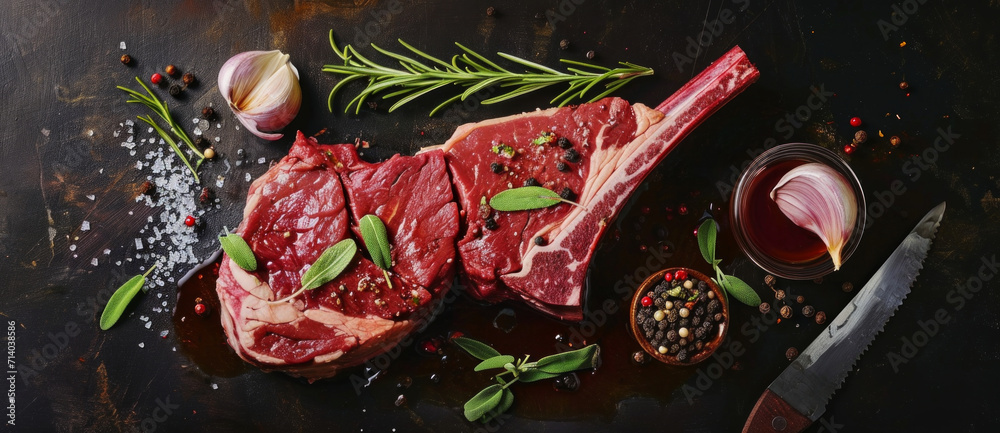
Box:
[245,173,251,182]
[211,383,218,390]
[138,342,144,348]
[159,330,169,338]
[144,321,152,329]
[135,239,143,250]
[41,129,50,137]
[91,258,99,266]
[104,249,111,255]
[120,41,126,50]
[81,221,90,231]
[257,157,266,164]
[69,244,77,251]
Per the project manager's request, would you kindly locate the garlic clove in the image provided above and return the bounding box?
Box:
[770,162,857,270]
[218,50,302,141]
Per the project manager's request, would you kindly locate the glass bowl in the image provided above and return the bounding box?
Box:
[729,143,866,280]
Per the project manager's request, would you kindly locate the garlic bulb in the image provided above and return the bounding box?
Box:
[770,163,857,270]
[218,50,301,140]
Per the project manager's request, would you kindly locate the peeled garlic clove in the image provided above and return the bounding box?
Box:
[218,50,302,140]
[770,163,857,270]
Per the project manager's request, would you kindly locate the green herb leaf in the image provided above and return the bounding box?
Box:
[219,233,257,271]
[359,214,392,270]
[464,384,503,422]
[515,369,562,383]
[301,239,357,291]
[481,389,514,423]
[100,265,157,330]
[452,337,502,361]
[489,186,564,211]
[475,355,516,372]
[719,274,761,306]
[324,33,654,116]
[534,344,600,374]
[697,219,717,265]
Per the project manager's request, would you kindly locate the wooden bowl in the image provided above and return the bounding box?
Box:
[629,267,729,366]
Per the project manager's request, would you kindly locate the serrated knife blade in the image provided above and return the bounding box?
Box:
[742,202,946,433]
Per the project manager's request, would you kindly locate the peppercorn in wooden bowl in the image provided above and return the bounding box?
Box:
[629,268,729,366]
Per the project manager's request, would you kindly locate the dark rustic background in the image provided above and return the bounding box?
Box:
[2,0,999,432]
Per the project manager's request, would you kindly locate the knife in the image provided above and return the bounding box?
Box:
[742,202,946,433]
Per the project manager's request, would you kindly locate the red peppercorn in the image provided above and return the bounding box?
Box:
[641,296,653,307]
[692,227,699,237]
[184,215,196,227]
[150,73,163,85]
[663,272,674,282]
[194,303,207,316]
[849,117,862,127]
[678,204,689,215]
[675,269,689,281]
[421,339,440,354]
[843,144,856,155]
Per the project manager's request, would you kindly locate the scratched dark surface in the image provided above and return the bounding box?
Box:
[2,0,999,432]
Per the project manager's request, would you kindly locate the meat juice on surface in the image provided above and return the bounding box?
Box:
[174,258,249,377]
[741,159,827,264]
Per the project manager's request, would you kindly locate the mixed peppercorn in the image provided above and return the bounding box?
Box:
[635,270,725,363]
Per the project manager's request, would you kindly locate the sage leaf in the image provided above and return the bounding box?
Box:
[697,219,717,265]
[475,355,515,372]
[481,389,514,423]
[452,337,501,361]
[301,239,357,291]
[359,214,392,270]
[534,344,600,374]
[719,274,761,306]
[515,369,561,383]
[219,233,257,271]
[489,186,563,211]
[100,265,157,330]
[464,384,503,422]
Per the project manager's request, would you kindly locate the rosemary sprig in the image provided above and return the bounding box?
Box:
[323,31,654,116]
[118,77,205,182]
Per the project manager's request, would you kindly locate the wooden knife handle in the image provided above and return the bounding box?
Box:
[742,389,813,433]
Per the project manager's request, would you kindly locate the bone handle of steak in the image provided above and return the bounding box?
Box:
[502,46,759,321]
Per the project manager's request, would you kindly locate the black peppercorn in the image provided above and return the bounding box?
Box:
[774,289,785,301]
[194,137,209,148]
[490,162,503,173]
[524,177,540,187]
[202,106,215,120]
[890,135,901,146]
[586,50,595,59]
[796,295,805,304]
[486,6,495,16]
[899,81,909,90]
[802,305,815,318]
[120,54,132,66]
[556,137,571,149]
[842,282,854,292]
[854,130,868,144]
[780,305,793,319]
[182,73,196,85]
[764,274,776,287]
[758,302,770,314]
[559,39,570,50]
[632,351,647,365]
[168,84,182,96]
[556,161,569,172]
[563,148,580,163]
[484,217,499,230]
[559,187,575,201]
[534,236,545,246]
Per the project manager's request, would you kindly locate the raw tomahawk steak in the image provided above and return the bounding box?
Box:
[439,46,758,321]
[216,132,458,380]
